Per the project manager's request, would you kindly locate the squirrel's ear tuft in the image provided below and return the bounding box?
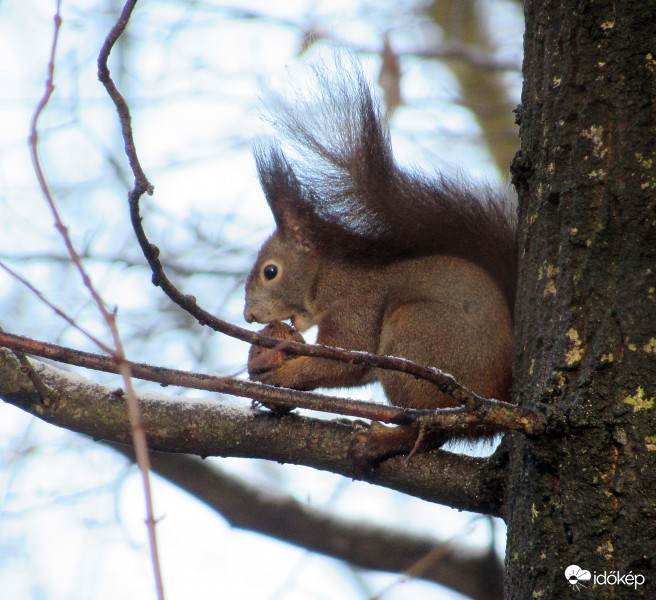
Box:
[253,141,315,251]
[276,209,314,251]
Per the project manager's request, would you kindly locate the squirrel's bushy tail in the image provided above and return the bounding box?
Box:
[254,61,518,310]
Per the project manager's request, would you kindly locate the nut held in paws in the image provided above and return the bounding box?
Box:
[248,321,305,414]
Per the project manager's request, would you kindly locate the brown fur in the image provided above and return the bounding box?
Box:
[244,66,516,460]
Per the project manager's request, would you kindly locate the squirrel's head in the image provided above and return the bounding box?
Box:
[245,141,325,330]
[244,229,319,331]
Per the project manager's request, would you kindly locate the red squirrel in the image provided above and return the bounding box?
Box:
[244,65,516,455]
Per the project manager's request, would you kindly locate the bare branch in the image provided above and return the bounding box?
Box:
[0,251,246,279]
[111,448,503,600]
[97,1,153,195]
[0,331,547,437]
[0,261,113,354]
[0,331,426,425]
[0,348,505,517]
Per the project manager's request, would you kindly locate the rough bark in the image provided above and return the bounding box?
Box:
[507,2,656,597]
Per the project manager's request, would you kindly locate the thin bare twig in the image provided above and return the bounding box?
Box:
[0,331,430,424]
[0,261,113,354]
[0,250,246,279]
[0,331,547,436]
[29,2,164,598]
[97,1,152,195]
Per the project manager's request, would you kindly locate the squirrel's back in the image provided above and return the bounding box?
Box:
[254,62,518,312]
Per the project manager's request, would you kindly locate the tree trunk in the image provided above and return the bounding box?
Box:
[507,1,656,597]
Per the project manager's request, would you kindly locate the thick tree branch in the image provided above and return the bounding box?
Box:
[111,448,503,600]
[0,348,504,517]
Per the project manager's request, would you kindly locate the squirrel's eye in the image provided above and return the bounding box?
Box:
[263,264,278,280]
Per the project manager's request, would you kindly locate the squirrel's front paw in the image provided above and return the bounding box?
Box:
[248,321,305,413]
[248,320,305,377]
